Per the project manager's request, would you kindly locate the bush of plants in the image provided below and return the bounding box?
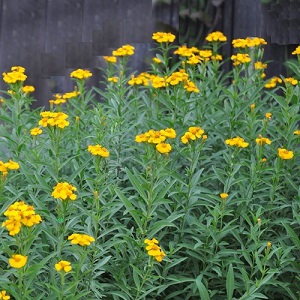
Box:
[0,31,300,300]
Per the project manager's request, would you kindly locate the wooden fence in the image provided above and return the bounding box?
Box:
[1,0,300,105]
[0,0,152,106]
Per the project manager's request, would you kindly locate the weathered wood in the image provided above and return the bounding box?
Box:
[0,0,153,106]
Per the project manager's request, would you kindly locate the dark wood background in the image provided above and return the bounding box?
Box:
[0,0,153,106]
[1,0,300,106]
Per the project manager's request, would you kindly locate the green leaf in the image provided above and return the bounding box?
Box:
[226,263,235,300]
[195,275,210,300]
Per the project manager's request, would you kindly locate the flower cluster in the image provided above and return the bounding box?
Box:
[255,135,272,146]
[144,238,166,262]
[68,233,95,246]
[51,182,77,201]
[205,31,227,42]
[2,201,42,236]
[278,148,294,160]
[174,45,200,57]
[231,53,251,66]
[38,111,69,129]
[135,128,176,154]
[2,66,27,84]
[22,85,35,94]
[103,56,117,63]
[181,126,205,144]
[264,76,282,89]
[88,144,110,157]
[0,159,19,177]
[166,70,188,86]
[284,77,298,86]
[225,137,249,148]
[8,254,28,269]
[232,37,267,48]
[0,290,10,300]
[112,44,135,56]
[55,260,72,273]
[152,32,176,43]
[70,68,92,80]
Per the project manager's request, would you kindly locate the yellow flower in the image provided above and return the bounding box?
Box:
[181,132,196,144]
[254,61,267,70]
[70,69,92,80]
[250,103,255,109]
[52,182,77,201]
[264,77,282,88]
[22,85,35,93]
[103,56,117,63]
[205,31,227,42]
[144,238,166,262]
[2,70,27,84]
[278,148,294,160]
[231,53,251,66]
[4,160,19,170]
[30,127,43,136]
[267,242,272,248]
[146,129,167,144]
[88,145,110,157]
[160,128,176,139]
[220,193,228,200]
[68,233,95,246]
[0,290,10,300]
[156,143,172,154]
[293,130,300,135]
[255,135,271,146]
[265,112,272,120]
[135,133,148,143]
[225,137,249,148]
[153,57,162,64]
[174,45,199,57]
[55,260,72,272]
[232,37,267,48]
[152,32,175,43]
[292,45,300,55]
[9,254,28,268]
[112,44,135,56]
[261,158,267,163]
[63,90,80,99]
[188,126,204,138]
[39,111,69,129]
[184,80,199,93]
[108,77,118,83]
[2,201,42,235]
[284,77,298,85]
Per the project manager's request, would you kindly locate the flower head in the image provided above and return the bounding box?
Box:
[39,111,69,129]
[9,254,28,268]
[68,233,95,246]
[255,135,271,146]
[70,69,92,80]
[152,32,175,43]
[292,45,300,55]
[22,85,35,93]
[2,201,42,236]
[225,137,249,148]
[278,148,293,160]
[205,31,227,42]
[52,182,77,201]
[103,56,117,63]
[55,260,72,272]
[88,145,110,157]
[220,193,228,200]
[30,127,43,136]
[112,44,135,56]
[156,143,172,154]
[144,238,166,262]
[0,290,10,300]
